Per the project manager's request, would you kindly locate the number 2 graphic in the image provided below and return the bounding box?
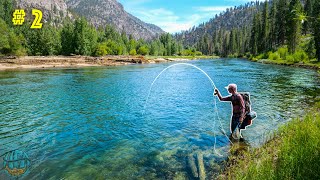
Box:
[31,9,43,29]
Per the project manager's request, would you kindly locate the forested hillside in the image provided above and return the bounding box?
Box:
[175,2,261,49]
[65,0,164,40]
[176,0,320,62]
[14,0,164,40]
[0,0,201,57]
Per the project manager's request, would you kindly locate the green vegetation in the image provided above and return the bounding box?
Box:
[0,0,200,58]
[0,18,26,56]
[189,0,320,66]
[246,0,320,68]
[223,103,320,179]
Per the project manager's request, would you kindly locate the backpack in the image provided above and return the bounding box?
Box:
[238,92,251,114]
[238,92,257,129]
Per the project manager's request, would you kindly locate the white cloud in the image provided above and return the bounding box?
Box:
[120,2,232,33]
[157,14,203,33]
[194,6,231,12]
[124,6,223,33]
[134,9,210,33]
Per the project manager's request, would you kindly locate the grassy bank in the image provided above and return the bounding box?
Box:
[221,102,320,179]
[248,46,320,70]
[252,58,320,70]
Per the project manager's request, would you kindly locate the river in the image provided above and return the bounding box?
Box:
[0,59,319,179]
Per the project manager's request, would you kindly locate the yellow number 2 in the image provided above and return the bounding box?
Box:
[31,9,43,29]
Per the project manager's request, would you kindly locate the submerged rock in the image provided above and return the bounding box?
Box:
[173,172,188,180]
[197,152,206,180]
[187,154,198,178]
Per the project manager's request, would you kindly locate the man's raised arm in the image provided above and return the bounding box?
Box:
[214,88,231,101]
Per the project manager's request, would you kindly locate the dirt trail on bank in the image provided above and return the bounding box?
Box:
[0,56,179,71]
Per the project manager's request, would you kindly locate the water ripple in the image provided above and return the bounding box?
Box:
[0,59,319,179]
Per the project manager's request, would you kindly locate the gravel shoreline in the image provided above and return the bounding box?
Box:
[0,55,187,71]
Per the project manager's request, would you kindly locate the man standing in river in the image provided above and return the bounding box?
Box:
[214,84,245,138]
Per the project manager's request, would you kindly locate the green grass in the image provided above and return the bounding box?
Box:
[304,61,320,69]
[222,103,320,180]
[250,46,320,69]
[256,58,320,69]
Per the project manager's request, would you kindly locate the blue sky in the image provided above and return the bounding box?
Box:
[118,0,258,33]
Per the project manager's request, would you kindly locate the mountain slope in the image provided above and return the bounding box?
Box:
[66,0,165,40]
[175,2,262,46]
[15,0,165,40]
[15,0,70,25]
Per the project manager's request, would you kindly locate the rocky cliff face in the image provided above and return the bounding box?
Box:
[15,0,164,40]
[15,0,70,25]
[66,0,164,40]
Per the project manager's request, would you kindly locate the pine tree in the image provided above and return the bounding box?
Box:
[176,41,183,55]
[243,26,250,54]
[150,40,159,56]
[105,24,120,41]
[213,30,219,55]
[96,26,105,43]
[215,28,226,56]
[40,26,61,55]
[197,34,211,55]
[120,30,128,55]
[121,30,128,44]
[276,0,289,46]
[171,41,178,55]
[73,18,97,56]
[270,0,278,50]
[261,1,269,52]
[303,0,314,35]
[238,28,243,55]
[221,31,230,57]
[128,36,137,54]
[1,0,14,26]
[0,18,25,56]
[313,0,320,61]
[229,29,237,55]
[160,33,173,56]
[74,18,88,55]
[61,22,75,55]
[287,0,302,54]
[0,18,10,54]
[250,13,261,55]
[0,2,4,21]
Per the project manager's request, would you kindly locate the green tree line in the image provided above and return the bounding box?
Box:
[194,0,320,62]
[0,0,198,57]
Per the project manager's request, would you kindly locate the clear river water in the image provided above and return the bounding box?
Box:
[0,59,319,179]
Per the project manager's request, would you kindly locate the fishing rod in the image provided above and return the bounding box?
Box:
[143,63,233,155]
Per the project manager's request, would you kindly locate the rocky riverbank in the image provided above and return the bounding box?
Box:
[0,55,208,71]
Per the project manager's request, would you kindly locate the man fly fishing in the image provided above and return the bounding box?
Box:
[214,84,246,139]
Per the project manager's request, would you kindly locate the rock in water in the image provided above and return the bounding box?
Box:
[173,172,188,180]
[197,152,206,180]
[187,154,198,178]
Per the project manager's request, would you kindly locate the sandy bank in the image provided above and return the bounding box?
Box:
[0,55,189,71]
